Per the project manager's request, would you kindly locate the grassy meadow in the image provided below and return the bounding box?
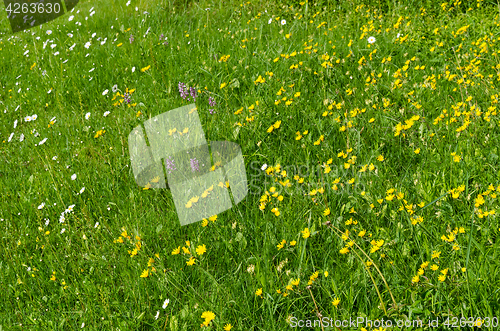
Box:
[1,0,500,329]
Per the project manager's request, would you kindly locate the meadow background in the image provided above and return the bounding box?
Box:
[1,0,500,329]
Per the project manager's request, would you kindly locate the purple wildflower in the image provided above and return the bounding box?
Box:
[208,96,216,107]
[159,34,164,41]
[123,92,131,103]
[190,158,199,172]
[165,156,176,174]
[208,96,216,114]
[189,87,197,102]
[129,34,134,43]
[178,82,188,100]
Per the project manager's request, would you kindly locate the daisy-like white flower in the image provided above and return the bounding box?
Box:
[281,19,286,25]
[261,164,268,171]
[79,187,85,194]
[367,36,376,44]
[38,202,45,209]
[154,311,159,319]
[103,111,110,117]
[268,18,272,24]
[102,89,109,96]
[71,174,77,180]
[68,15,74,21]
[20,133,24,142]
[8,133,14,142]
[112,84,118,93]
[162,298,170,309]
[47,30,52,35]
[132,67,136,73]
[39,138,48,145]
[126,0,131,6]
[84,41,91,49]
[61,228,66,234]
[85,112,91,119]
[13,119,18,128]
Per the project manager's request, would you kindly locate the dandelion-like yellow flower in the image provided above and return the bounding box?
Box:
[186,256,196,266]
[196,244,207,255]
[339,247,349,254]
[301,227,311,238]
[201,311,215,326]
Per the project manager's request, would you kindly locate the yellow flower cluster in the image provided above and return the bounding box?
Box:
[254,75,266,85]
[369,239,384,253]
[259,186,284,215]
[94,129,105,138]
[449,185,465,199]
[171,241,208,266]
[218,54,230,62]
[167,127,189,136]
[185,185,215,208]
[394,115,420,137]
[267,120,281,133]
[277,239,296,250]
[201,215,217,227]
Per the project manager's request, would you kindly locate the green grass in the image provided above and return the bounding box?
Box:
[1,0,500,329]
